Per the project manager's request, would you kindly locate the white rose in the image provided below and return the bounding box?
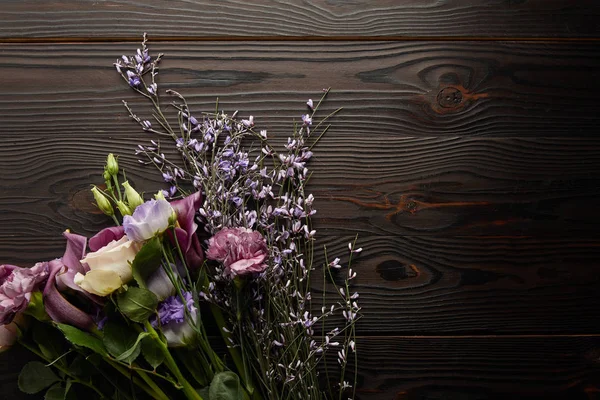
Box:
[75,237,140,296]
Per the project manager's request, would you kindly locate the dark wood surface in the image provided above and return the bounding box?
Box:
[1,1,599,399]
[1,0,600,39]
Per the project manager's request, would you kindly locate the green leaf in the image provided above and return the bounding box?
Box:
[25,290,50,322]
[141,336,164,369]
[18,361,60,394]
[33,323,67,367]
[68,355,98,378]
[131,236,162,288]
[56,324,108,357]
[115,332,149,362]
[102,321,143,364]
[197,387,211,400]
[175,349,209,387]
[116,286,158,323]
[44,384,65,400]
[209,372,242,400]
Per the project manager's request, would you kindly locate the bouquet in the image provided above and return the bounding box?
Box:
[0,34,361,400]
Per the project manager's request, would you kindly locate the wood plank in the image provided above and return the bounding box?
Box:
[2,335,600,399]
[1,41,600,138]
[0,0,599,39]
[0,134,598,242]
[313,235,600,334]
[350,335,600,399]
[1,222,599,334]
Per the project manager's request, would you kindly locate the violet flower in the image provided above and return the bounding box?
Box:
[43,232,99,331]
[0,263,48,325]
[89,226,125,252]
[206,227,268,278]
[44,259,95,330]
[169,192,204,269]
[123,199,174,242]
[151,292,196,347]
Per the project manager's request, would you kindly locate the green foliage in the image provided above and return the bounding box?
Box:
[56,324,108,357]
[25,290,50,322]
[33,322,67,368]
[141,335,165,369]
[44,384,66,400]
[18,361,60,394]
[131,236,162,288]
[117,286,158,323]
[209,372,243,400]
[102,321,146,364]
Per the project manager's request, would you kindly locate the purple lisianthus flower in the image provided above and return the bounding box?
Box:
[89,226,125,252]
[123,199,174,242]
[206,227,268,278]
[44,259,95,330]
[42,232,101,331]
[0,263,48,325]
[56,231,89,292]
[168,192,204,269]
[151,292,196,347]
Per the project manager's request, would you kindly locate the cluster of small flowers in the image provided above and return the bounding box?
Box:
[119,36,360,397]
[114,33,162,93]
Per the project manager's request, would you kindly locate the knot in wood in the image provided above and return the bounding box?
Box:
[437,87,463,108]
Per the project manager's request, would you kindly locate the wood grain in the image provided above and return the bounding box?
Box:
[4,335,600,399]
[0,134,598,244]
[312,235,600,334]
[2,213,599,335]
[0,0,599,40]
[1,41,600,138]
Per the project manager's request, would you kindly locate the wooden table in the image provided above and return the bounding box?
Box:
[1,1,600,398]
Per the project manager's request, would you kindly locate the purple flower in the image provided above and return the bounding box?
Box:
[123,199,174,242]
[206,228,268,278]
[168,192,204,269]
[151,292,196,347]
[0,263,48,325]
[127,71,141,87]
[88,226,125,252]
[41,232,98,331]
[302,114,312,126]
[44,259,95,330]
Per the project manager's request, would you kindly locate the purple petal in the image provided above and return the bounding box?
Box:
[89,226,125,252]
[62,231,87,274]
[168,192,204,268]
[0,264,18,280]
[124,199,172,242]
[43,260,94,331]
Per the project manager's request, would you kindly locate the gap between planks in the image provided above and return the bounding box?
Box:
[356,334,600,339]
[1,36,600,44]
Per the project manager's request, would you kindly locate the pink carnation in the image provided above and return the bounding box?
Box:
[206,228,268,277]
[0,263,48,325]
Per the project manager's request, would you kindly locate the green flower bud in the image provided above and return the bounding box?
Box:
[103,169,112,183]
[91,186,114,217]
[106,153,119,176]
[122,181,144,210]
[154,190,166,201]
[116,200,132,216]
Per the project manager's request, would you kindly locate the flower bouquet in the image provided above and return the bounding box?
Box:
[1,35,361,400]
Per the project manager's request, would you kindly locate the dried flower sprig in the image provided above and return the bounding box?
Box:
[117,35,360,400]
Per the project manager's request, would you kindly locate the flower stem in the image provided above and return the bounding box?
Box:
[104,358,169,400]
[144,320,203,400]
[19,340,105,398]
[136,369,171,400]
